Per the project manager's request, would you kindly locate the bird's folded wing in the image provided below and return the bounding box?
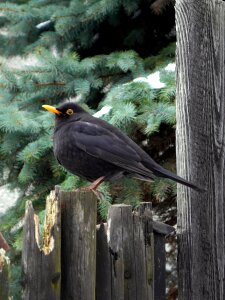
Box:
[70,121,154,179]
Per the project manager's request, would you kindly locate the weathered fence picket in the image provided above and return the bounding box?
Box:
[22,192,61,300]
[153,221,175,300]
[58,188,97,300]
[19,186,174,300]
[96,203,154,300]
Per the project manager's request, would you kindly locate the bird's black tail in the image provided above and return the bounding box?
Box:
[151,165,204,192]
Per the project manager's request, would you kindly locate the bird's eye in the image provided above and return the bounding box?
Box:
[66,108,74,115]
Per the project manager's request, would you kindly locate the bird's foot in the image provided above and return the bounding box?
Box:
[90,188,104,200]
[76,176,105,199]
[88,176,105,190]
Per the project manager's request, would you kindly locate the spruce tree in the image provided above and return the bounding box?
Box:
[0,0,176,298]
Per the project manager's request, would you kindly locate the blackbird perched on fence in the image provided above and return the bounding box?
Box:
[43,102,201,192]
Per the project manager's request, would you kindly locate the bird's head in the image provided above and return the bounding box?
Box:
[42,102,87,125]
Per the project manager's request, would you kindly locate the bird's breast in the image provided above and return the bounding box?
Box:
[53,126,122,182]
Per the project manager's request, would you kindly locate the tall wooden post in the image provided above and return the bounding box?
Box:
[176,0,225,299]
[58,189,97,300]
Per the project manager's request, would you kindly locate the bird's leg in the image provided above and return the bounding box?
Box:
[88,176,105,191]
[77,176,105,199]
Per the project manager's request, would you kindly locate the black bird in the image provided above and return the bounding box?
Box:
[42,102,201,192]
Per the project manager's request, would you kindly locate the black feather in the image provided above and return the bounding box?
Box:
[53,102,203,192]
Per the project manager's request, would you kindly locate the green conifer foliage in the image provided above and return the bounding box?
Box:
[0,0,176,297]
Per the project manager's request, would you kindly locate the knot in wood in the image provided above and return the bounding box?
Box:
[109,247,118,260]
[124,270,131,279]
[51,272,61,284]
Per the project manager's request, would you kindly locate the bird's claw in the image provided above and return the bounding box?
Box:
[75,186,104,199]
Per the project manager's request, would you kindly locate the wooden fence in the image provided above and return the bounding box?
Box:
[0,187,174,300]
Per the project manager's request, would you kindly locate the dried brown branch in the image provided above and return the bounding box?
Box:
[0,232,10,252]
[0,8,19,13]
[35,81,65,87]
[150,0,173,15]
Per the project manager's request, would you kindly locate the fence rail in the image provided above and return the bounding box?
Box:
[1,186,174,300]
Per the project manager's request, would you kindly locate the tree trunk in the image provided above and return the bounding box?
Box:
[176,0,225,299]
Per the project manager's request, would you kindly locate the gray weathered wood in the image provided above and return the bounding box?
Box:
[0,250,9,300]
[135,202,154,300]
[22,191,61,300]
[20,187,169,299]
[176,0,225,299]
[96,223,111,300]
[58,189,97,300]
[107,202,154,300]
[107,204,125,300]
[137,202,155,299]
[153,221,175,236]
[153,219,174,300]
[154,233,166,300]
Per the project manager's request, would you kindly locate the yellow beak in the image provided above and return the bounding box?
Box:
[42,105,61,115]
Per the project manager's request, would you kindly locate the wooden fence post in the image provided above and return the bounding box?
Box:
[153,221,175,300]
[21,187,173,300]
[0,249,10,300]
[96,202,154,300]
[22,191,61,300]
[176,1,225,298]
[133,202,154,300]
[58,188,97,300]
[96,223,111,300]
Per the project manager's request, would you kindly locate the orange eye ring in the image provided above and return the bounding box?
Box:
[66,108,74,115]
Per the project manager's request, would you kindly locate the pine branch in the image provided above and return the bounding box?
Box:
[35,81,65,87]
[0,8,19,13]
[0,81,65,89]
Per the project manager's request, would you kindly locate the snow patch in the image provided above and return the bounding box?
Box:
[0,186,19,215]
[107,218,111,243]
[165,63,175,72]
[134,71,165,89]
[94,105,112,118]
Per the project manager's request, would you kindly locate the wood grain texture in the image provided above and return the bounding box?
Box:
[59,189,97,300]
[134,203,154,300]
[22,192,61,300]
[176,0,225,299]
[154,233,165,300]
[96,223,112,300]
[108,205,125,300]
[107,203,154,300]
[153,220,174,235]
